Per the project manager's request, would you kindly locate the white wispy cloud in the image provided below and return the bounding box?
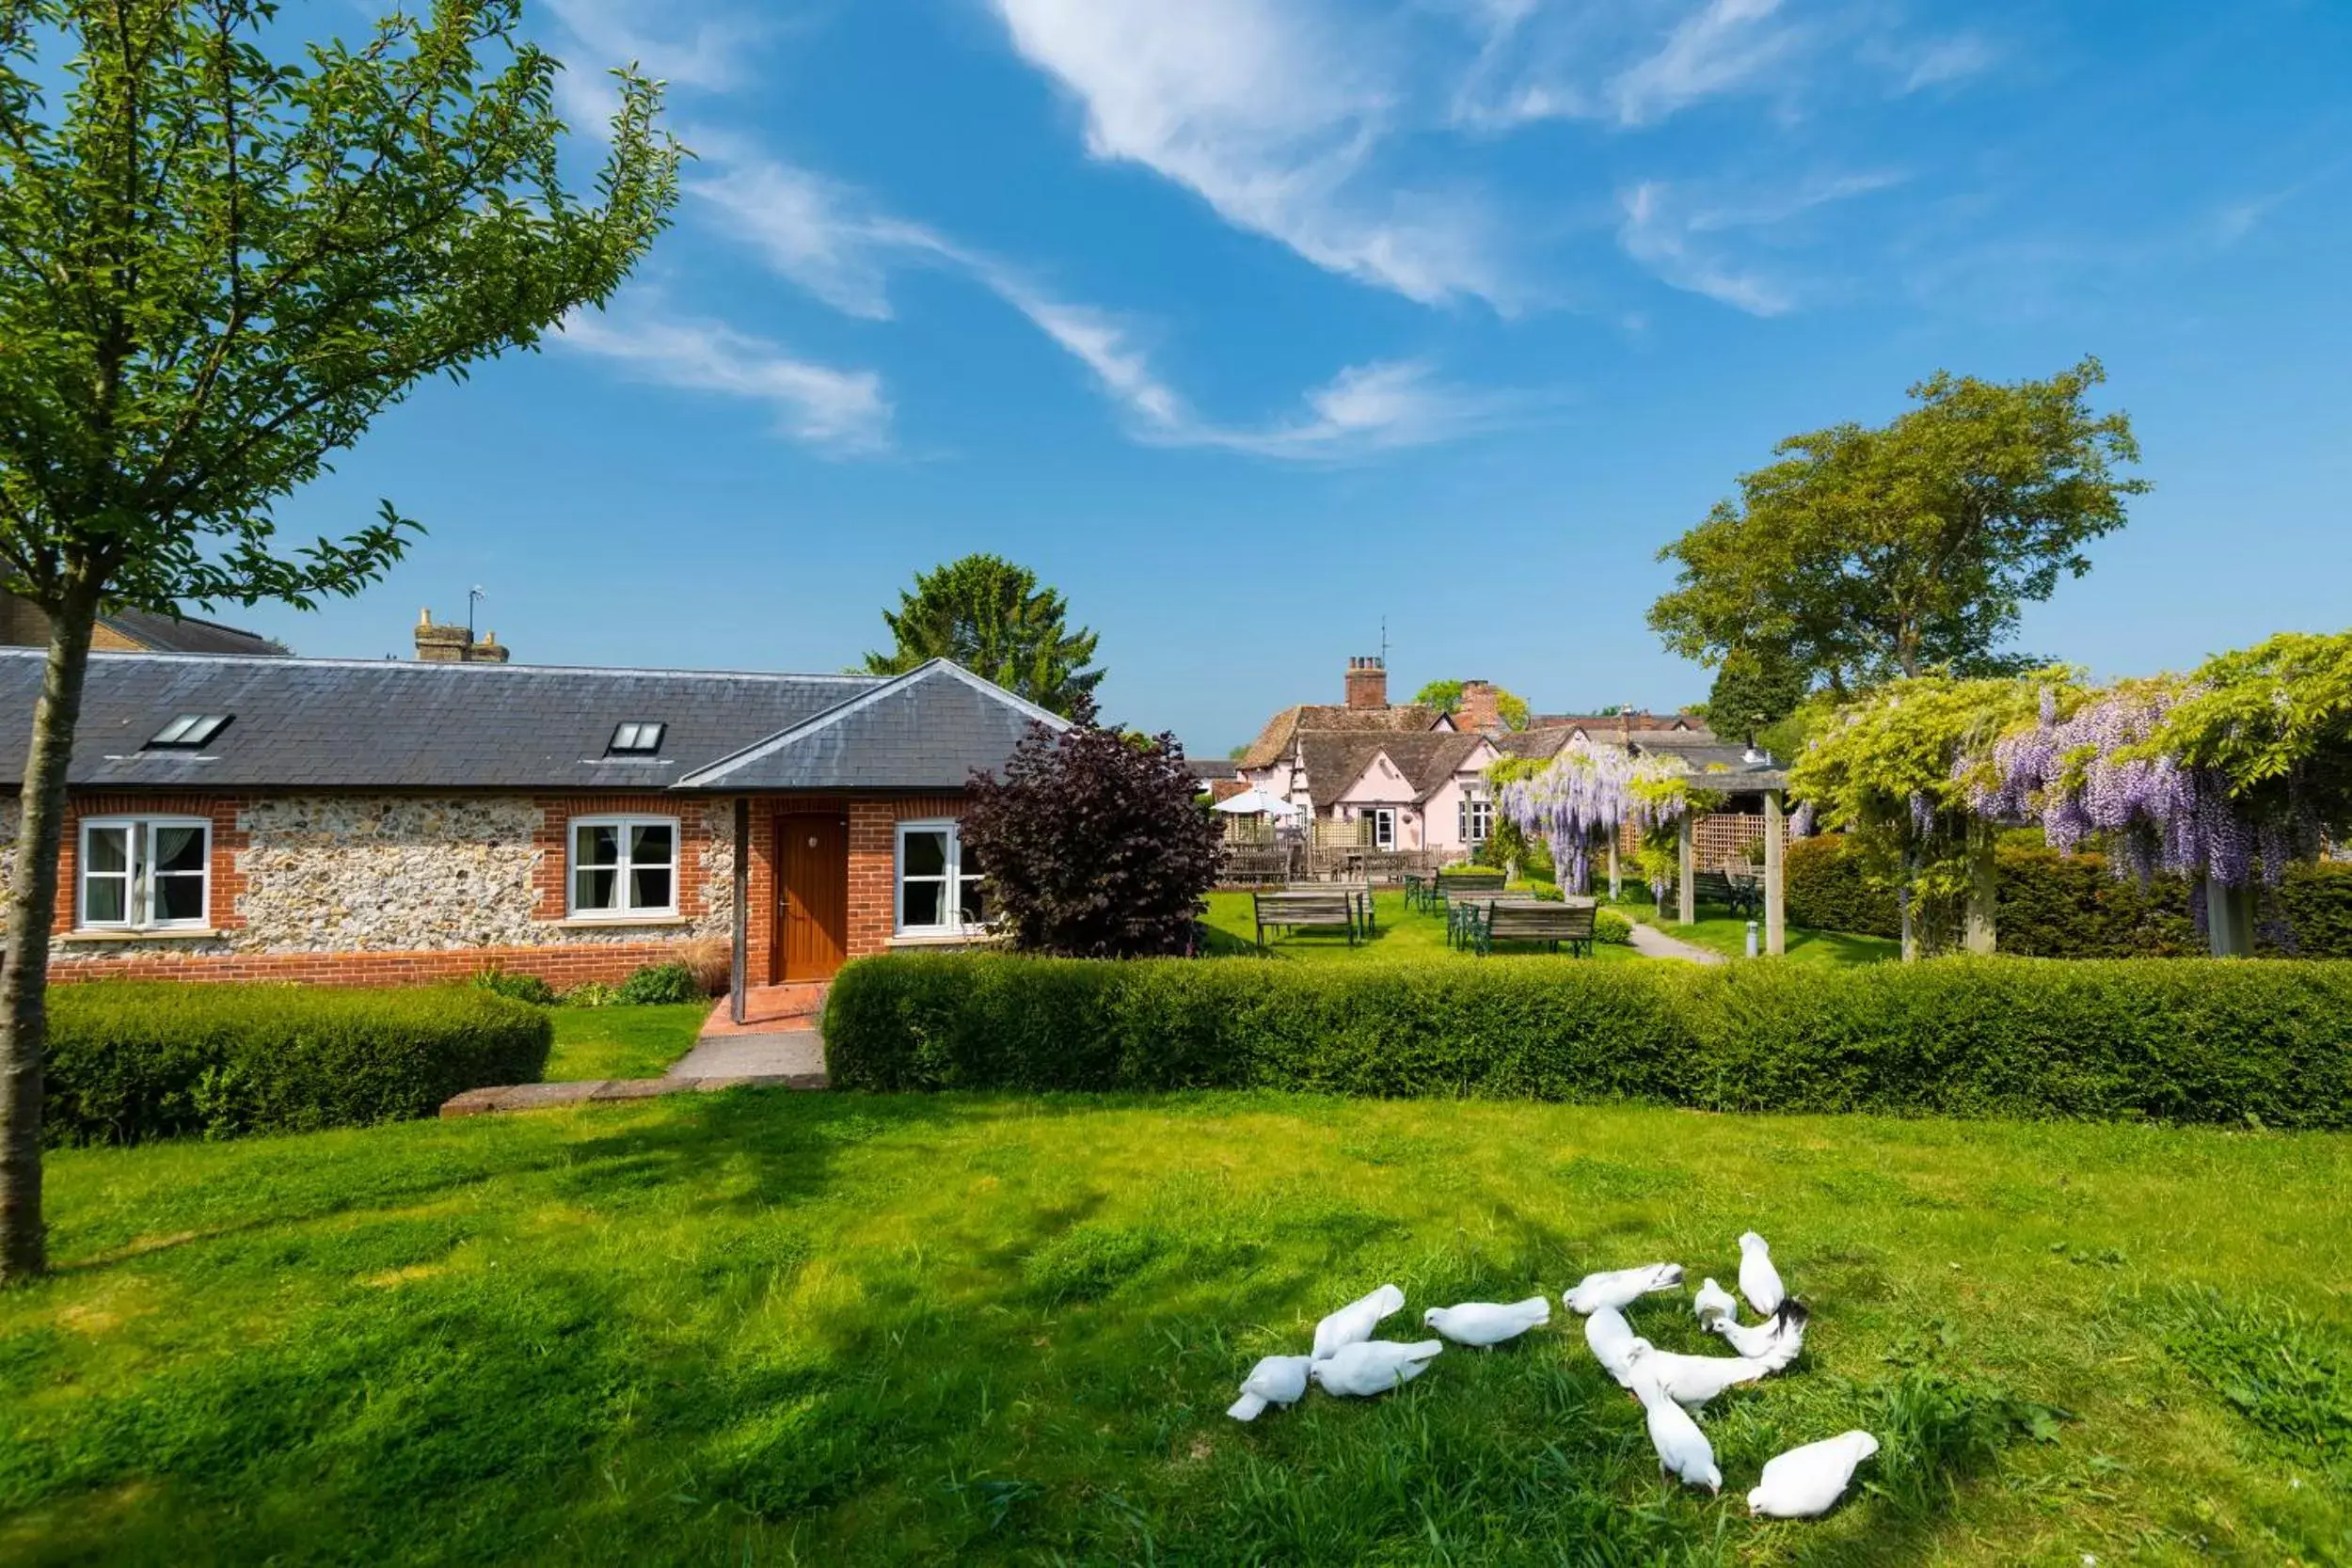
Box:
[1898,33,1997,93]
[1617,182,1793,314]
[557,301,893,454]
[1616,168,1903,314]
[690,140,1518,458]
[991,0,1510,308]
[1609,0,1801,126]
[541,0,758,92]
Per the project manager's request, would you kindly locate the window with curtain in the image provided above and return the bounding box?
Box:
[77,817,211,930]
[569,816,678,917]
[896,820,986,935]
[1459,798,1493,845]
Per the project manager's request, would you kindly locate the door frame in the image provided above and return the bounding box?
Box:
[772,810,850,983]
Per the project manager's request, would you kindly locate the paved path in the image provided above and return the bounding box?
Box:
[667,1026,824,1082]
[441,991,830,1118]
[1624,918,1728,965]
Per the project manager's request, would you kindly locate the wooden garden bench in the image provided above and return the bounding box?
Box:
[1478,899,1597,957]
[1253,890,1359,950]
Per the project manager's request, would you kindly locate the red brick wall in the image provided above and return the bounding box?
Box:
[848,795,968,958]
[47,942,693,990]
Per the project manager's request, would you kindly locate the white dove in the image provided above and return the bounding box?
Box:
[1308,1338,1443,1398]
[1425,1296,1550,1348]
[1311,1283,1406,1361]
[1738,1232,1786,1316]
[1226,1354,1312,1422]
[1630,1366,1721,1493]
[1747,1430,1880,1518]
[1692,1276,1740,1325]
[1621,1335,1798,1411]
[1564,1262,1684,1315]
[1583,1307,1645,1388]
[1708,1298,1809,1361]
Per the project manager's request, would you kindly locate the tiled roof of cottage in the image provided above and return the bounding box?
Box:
[1236,702,1444,770]
[1300,730,1492,805]
[0,651,1053,792]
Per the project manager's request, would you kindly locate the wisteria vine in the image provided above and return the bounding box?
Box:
[1971,682,2296,888]
[1495,742,1695,895]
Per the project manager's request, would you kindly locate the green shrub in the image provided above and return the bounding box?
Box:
[46,983,550,1146]
[617,962,703,1006]
[563,981,621,1008]
[824,954,2352,1129]
[471,966,557,1006]
[1785,835,1900,937]
[2270,863,2352,958]
[1595,909,1633,945]
[1790,834,2352,958]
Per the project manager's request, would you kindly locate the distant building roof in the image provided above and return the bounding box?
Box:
[1301,730,1493,806]
[101,607,284,657]
[1529,711,1711,738]
[1184,756,1238,783]
[1237,702,1446,770]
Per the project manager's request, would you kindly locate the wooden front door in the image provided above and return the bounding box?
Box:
[776,814,850,981]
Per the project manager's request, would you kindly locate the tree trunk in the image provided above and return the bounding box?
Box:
[0,590,98,1283]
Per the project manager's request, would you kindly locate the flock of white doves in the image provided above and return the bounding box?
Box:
[1225,1231,1880,1520]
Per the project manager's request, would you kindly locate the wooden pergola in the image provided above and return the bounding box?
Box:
[1668,767,1794,956]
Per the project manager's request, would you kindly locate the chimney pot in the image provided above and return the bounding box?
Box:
[1343,655,1388,710]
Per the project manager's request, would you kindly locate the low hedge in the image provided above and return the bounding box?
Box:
[1786,835,2352,958]
[824,953,2352,1129]
[46,983,551,1146]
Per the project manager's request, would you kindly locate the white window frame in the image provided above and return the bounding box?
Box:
[1459,798,1493,846]
[1370,808,1397,850]
[77,816,212,931]
[566,814,680,920]
[894,819,986,936]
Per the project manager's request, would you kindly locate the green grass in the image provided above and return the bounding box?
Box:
[541,1003,707,1081]
[1603,891,1903,966]
[1200,888,1642,962]
[4,1092,2346,1564]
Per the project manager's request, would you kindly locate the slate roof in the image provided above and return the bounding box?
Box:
[1184,757,1238,784]
[0,650,1052,793]
[675,662,1066,791]
[1236,702,1446,770]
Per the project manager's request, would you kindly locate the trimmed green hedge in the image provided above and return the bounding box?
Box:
[1784,835,1899,938]
[46,983,551,1146]
[1786,835,2352,958]
[824,953,2352,1129]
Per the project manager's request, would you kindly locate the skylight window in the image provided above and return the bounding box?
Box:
[609,721,665,755]
[148,715,229,749]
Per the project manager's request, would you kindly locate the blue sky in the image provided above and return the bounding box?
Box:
[249,0,2350,754]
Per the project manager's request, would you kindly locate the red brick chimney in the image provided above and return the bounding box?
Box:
[1344,656,1389,710]
[1457,680,1502,733]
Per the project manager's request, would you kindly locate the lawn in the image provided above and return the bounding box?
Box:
[1604,890,1903,966]
[1200,888,1642,962]
[541,1003,708,1081]
[3,1092,2344,1564]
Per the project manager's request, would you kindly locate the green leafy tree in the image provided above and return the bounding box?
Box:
[864,554,1104,718]
[0,0,680,1281]
[1704,646,1810,746]
[1651,358,2146,694]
